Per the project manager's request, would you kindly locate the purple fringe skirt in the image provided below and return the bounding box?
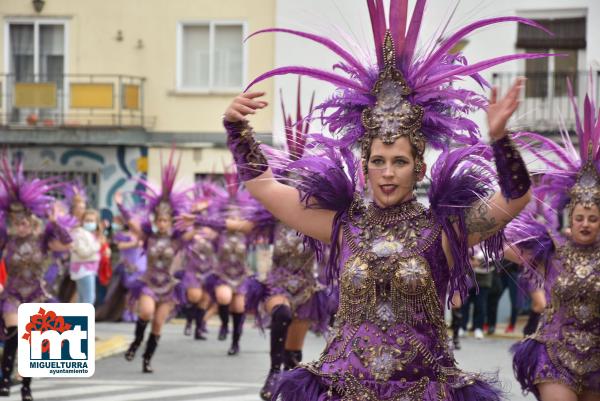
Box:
[243,275,336,335]
[511,338,600,398]
[273,367,505,401]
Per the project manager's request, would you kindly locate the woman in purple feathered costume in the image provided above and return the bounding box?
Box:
[0,153,72,401]
[116,150,194,373]
[177,180,221,340]
[239,81,336,400]
[177,171,259,355]
[507,81,600,401]
[218,0,553,399]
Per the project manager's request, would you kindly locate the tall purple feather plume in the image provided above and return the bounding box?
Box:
[246,1,553,152]
[134,148,191,217]
[281,77,316,160]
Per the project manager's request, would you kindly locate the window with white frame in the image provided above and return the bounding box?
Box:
[178,22,245,91]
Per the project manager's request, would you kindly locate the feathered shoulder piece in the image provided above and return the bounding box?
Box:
[428,143,503,303]
[286,146,359,284]
[505,193,559,270]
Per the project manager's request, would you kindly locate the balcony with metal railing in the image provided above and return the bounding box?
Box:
[0,73,153,129]
[492,70,600,133]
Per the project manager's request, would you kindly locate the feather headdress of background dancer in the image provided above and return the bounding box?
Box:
[506,75,600,275]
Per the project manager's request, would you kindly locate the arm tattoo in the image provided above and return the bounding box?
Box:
[465,200,509,242]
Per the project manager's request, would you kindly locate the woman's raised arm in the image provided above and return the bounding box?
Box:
[223,92,336,244]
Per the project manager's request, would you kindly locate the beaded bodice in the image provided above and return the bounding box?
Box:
[217,231,248,278]
[5,235,45,280]
[337,200,445,333]
[536,241,600,377]
[187,234,216,274]
[272,224,315,273]
[146,234,178,287]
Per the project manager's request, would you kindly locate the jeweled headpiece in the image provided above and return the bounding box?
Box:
[246,0,551,165]
[568,148,600,211]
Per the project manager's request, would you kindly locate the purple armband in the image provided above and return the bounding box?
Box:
[195,214,226,231]
[46,221,73,245]
[224,119,268,181]
[492,134,531,200]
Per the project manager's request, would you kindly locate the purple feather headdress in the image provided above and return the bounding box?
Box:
[0,152,57,219]
[135,149,190,217]
[63,179,87,206]
[513,76,600,215]
[246,0,553,154]
[281,78,315,161]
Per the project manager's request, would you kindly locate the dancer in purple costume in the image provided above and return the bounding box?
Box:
[508,81,600,401]
[117,150,194,373]
[176,173,266,355]
[218,0,554,398]
[179,181,220,340]
[0,154,72,401]
[112,219,146,322]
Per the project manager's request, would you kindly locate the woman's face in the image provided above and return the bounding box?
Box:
[366,137,425,208]
[72,200,86,221]
[570,203,600,245]
[11,215,33,238]
[155,215,172,234]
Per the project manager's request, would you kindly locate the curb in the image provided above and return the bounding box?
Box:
[95,335,128,360]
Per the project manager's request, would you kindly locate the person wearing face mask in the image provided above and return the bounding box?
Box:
[0,154,72,401]
[508,83,600,401]
[217,1,549,399]
[69,209,102,304]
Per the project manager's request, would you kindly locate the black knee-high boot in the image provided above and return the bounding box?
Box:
[269,305,292,371]
[523,311,541,337]
[20,377,32,401]
[227,313,244,356]
[283,350,302,371]
[218,304,229,341]
[451,308,462,350]
[0,326,18,396]
[183,304,193,336]
[260,305,292,400]
[142,333,160,373]
[194,307,207,340]
[125,319,148,361]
